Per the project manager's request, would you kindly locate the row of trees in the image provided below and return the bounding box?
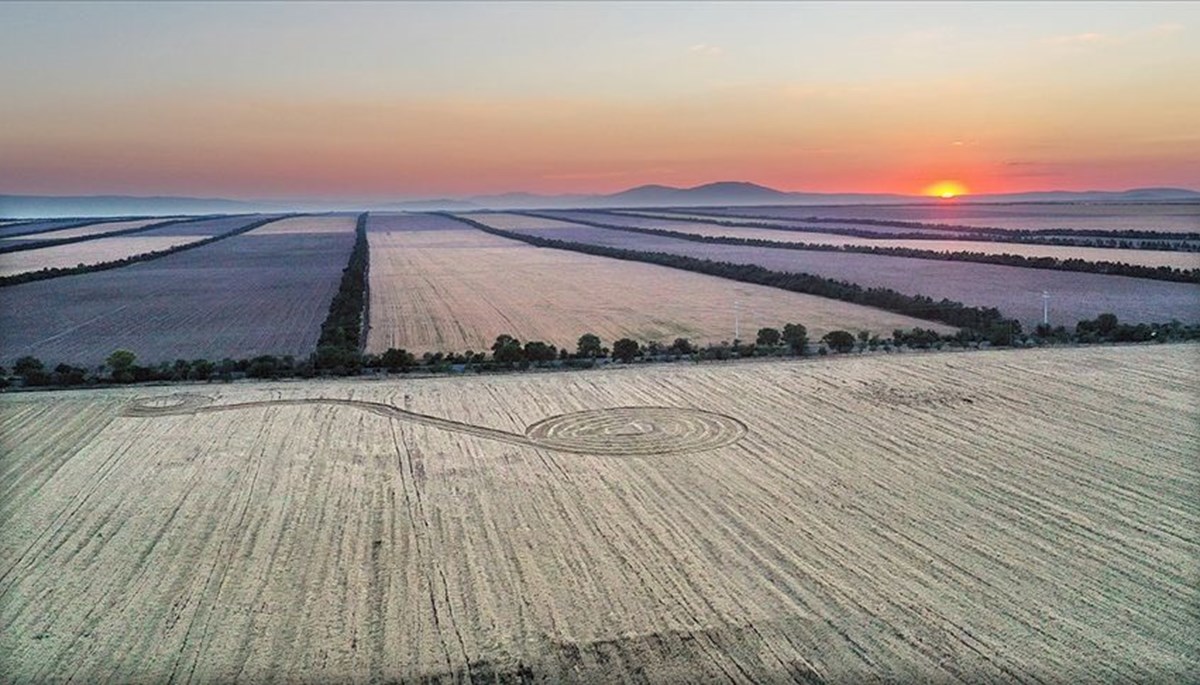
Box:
[8,314,1196,389]
[637,208,1200,243]
[0,214,295,288]
[0,215,217,255]
[445,212,1016,332]
[0,215,158,239]
[536,212,1200,283]
[313,212,370,372]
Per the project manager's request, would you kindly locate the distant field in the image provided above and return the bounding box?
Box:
[670,202,1200,234]
[1,344,1195,682]
[473,212,1200,327]
[0,218,124,239]
[0,215,279,278]
[0,215,356,367]
[575,211,1200,270]
[365,214,948,354]
[0,217,174,244]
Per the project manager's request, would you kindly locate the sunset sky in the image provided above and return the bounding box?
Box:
[2,1,1197,200]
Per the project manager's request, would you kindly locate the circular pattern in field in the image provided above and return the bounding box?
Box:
[121,393,214,417]
[524,406,747,456]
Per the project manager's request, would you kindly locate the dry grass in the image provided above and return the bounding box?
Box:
[365,214,950,354]
[1,344,1196,682]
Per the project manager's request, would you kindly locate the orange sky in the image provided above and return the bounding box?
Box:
[1,3,1197,199]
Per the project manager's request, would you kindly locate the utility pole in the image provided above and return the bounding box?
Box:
[734,299,740,341]
[1042,291,1050,326]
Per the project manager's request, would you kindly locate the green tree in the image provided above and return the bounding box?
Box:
[1096,313,1119,336]
[189,359,214,381]
[782,323,808,354]
[821,330,856,353]
[576,333,603,358]
[380,348,414,370]
[524,341,557,362]
[756,327,781,346]
[612,338,641,363]
[669,337,694,355]
[13,356,44,377]
[106,349,137,376]
[492,335,524,364]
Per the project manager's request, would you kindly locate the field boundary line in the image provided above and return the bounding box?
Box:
[0,214,298,288]
[519,211,1200,284]
[0,215,233,255]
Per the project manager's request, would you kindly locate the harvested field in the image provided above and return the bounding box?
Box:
[670,202,1200,234]
[0,215,356,367]
[0,218,176,244]
[1,344,1196,682]
[0,218,118,239]
[584,212,1200,270]
[470,213,1200,327]
[0,215,278,277]
[365,214,948,354]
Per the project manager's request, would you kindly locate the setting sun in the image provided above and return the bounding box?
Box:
[925,180,969,199]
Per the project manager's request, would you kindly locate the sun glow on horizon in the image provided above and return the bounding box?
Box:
[925,180,969,199]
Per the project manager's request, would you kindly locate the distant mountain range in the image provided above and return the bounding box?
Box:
[3,182,1198,217]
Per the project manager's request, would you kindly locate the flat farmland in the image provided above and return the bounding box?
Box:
[0,215,356,367]
[0,218,129,239]
[366,214,948,354]
[0,218,172,244]
[584,212,1200,270]
[0,215,276,278]
[671,202,1200,234]
[1,344,1196,682]
[469,213,1200,327]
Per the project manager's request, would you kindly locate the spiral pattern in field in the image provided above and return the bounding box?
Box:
[120,396,746,455]
[524,406,747,456]
[120,393,215,417]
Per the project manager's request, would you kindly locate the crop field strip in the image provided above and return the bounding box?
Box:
[591,211,1200,270]
[0,217,155,240]
[0,215,358,367]
[0,218,175,244]
[365,214,949,355]
[656,202,1200,234]
[466,212,1200,327]
[0,216,272,278]
[617,208,1200,247]
[537,211,1199,284]
[0,217,184,249]
[0,344,1195,682]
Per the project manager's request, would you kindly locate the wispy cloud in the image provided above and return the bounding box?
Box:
[1043,23,1184,49]
[688,43,724,57]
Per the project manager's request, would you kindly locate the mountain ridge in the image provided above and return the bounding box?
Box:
[2,183,1198,217]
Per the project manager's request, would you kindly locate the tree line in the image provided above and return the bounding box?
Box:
[533,212,1200,283]
[312,212,370,372]
[0,215,163,239]
[443,212,1018,334]
[639,208,1200,244]
[0,215,225,255]
[0,214,296,288]
[6,314,1198,389]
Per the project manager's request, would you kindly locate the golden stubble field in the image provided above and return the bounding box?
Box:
[1,345,1197,683]
[365,217,950,355]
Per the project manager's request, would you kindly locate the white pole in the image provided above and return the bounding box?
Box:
[734,300,740,341]
[1042,291,1049,326]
